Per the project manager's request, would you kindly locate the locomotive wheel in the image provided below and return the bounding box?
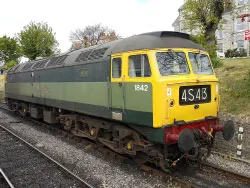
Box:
[132,151,148,165]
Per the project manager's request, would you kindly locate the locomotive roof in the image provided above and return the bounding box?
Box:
[106,31,204,54]
[8,31,205,73]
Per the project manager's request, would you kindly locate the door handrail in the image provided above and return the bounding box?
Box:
[107,76,111,110]
[122,75,126,113]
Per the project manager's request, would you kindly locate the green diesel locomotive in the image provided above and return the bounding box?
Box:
[5,31,234,171]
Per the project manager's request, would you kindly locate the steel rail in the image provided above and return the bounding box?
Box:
[0,124,95,188]
[0,168,15,188]
[0,104,13,112]
[201,162,250,183]
[211,151,250,165]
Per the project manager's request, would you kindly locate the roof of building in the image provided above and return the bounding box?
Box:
[178,4,184,11]
[172,16,180,27]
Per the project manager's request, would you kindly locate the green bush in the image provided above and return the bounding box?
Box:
[5,61,17,70]
[211,56,223,68]
[225,48,247,58]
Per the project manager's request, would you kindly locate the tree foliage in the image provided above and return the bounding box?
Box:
[182,0,225,58]
[5,61,17,70]
[18,21,59,60]
[69,23,120,50]
[0,35,21,65]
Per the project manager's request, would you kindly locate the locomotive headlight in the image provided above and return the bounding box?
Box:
[169,99,175,107]
[216,84,219,93]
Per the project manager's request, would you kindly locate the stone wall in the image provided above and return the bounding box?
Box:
[212,112,250,160]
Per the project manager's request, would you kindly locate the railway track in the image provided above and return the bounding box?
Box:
[0,122,94,188]
[201,162,250,183]
[169,162,250,188]
[0,168,14,188]
[210,150,250,166]
[139,158,250,188]
[0,103,250,188]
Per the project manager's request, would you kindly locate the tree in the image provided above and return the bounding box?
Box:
[69,23,120,50]
[18,21,60,60]
[182,0,226,58]
[5,61,17,70]
[0,35,21,65]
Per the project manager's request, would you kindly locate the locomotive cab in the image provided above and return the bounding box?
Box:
[110,44,234,169]
[153,48,219,128]
[151,47,234,164]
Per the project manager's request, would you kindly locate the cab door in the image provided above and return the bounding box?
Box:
[111,56,124,121]
[123,52,153,127]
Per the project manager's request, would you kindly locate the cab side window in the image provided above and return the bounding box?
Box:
[129,54,151,77]
[112,58,122,78]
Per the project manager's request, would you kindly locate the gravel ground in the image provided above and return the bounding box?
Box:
[215,112,250,160]
[0,127,84,188]
[0,110,181,188]
[1,109,250,188]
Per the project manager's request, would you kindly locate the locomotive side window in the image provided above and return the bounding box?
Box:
[128,54,151,77]
[112,58,122,78]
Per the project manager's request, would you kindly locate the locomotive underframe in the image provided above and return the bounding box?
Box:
[6,98,224,171]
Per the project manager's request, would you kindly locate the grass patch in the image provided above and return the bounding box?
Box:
[215,58,250,115]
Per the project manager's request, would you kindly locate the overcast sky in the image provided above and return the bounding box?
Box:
[0,0,183,54]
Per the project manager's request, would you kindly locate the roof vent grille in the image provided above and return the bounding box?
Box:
[46,55,67,67]
[32,59,49,69]
[21,63,35,71]
[76,48,107,62]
